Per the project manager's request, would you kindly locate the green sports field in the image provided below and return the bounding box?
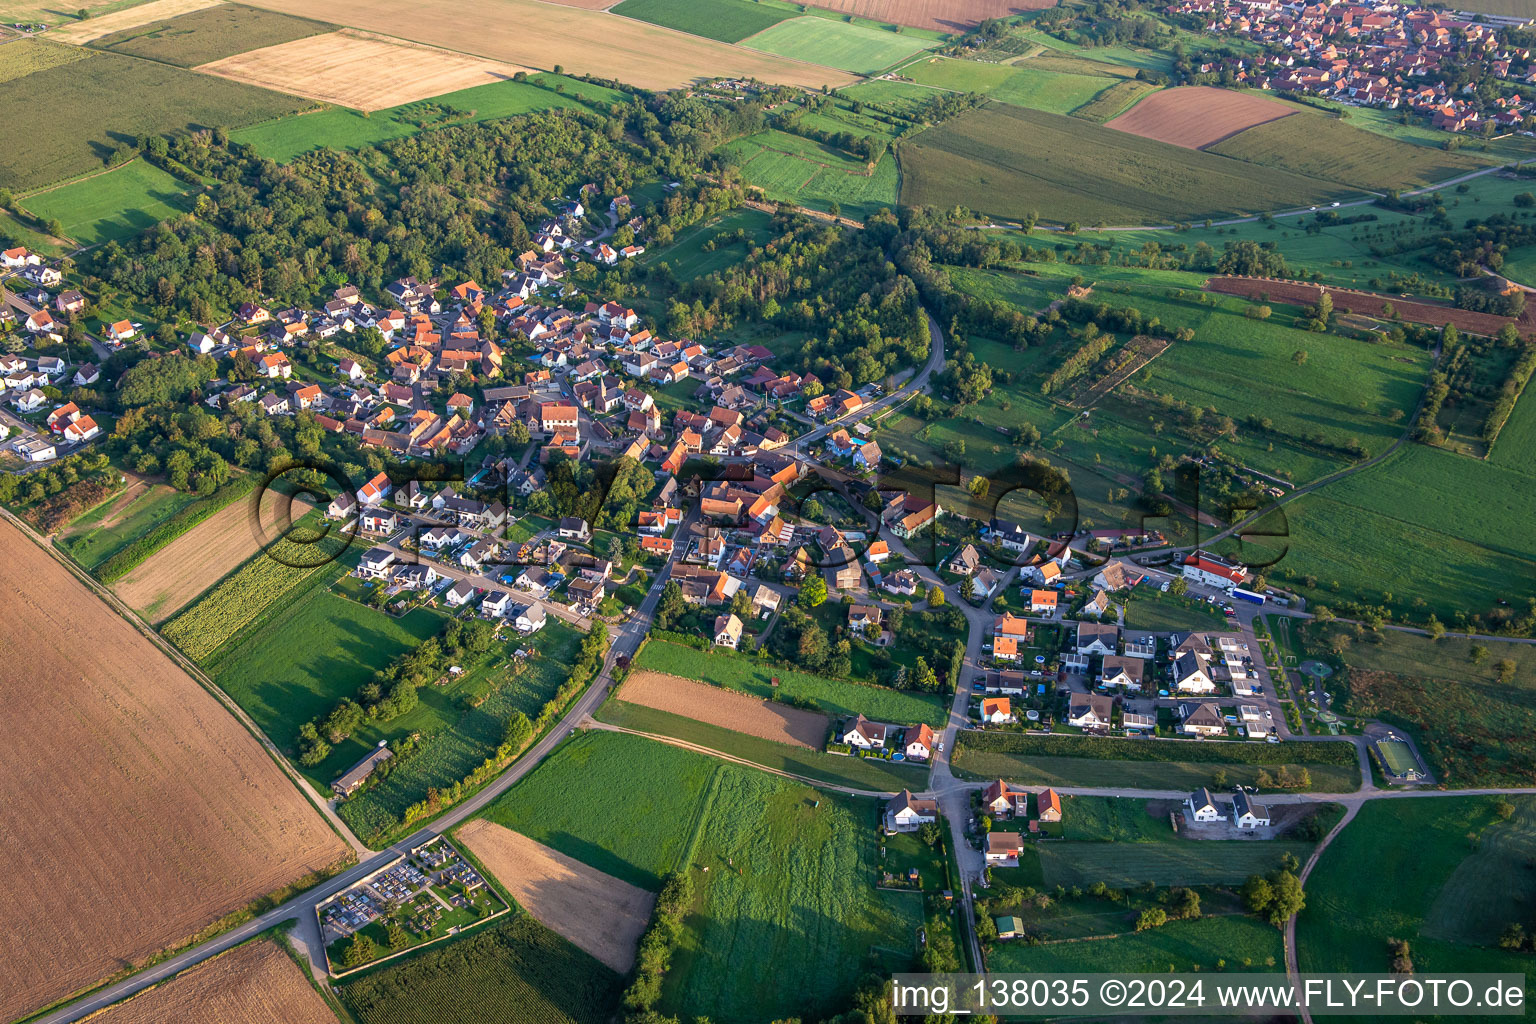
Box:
[87,3,333,67]
[611,0,790,43]
[21,159,195,246]
[742,16,935,74]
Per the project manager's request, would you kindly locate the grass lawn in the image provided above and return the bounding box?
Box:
[638,206,777,281]
[634,639,950,724]
[204,567,445,780]
[57,482,199,570]
[611,0,790,43]
[1297,795,1535,989]
[229,74,622,163]
[741,16,936,74]
[988,914,1282,973]
[1122,589,1227,632]
[720,129,899,221]
[952,732,1360,792]
[1037,839,1316,888]
[481,729,926,1021]
[21,159,196,246]
[596,699,930,792]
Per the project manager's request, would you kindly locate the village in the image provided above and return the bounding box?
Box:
[1167,0,1536,132]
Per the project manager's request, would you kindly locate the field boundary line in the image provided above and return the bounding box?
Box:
[585,720,899,798]
[0,504,370,857]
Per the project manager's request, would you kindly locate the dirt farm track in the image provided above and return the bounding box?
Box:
[619,670,830,748]
[78,939,337,1024]
[0,519,348,1024]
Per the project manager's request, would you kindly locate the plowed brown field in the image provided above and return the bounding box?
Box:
[82,939,337,1024]
[1205,275,1536,340]
[457,820,654,972]
[0,519,347,1024]
[806,0,1052,33]
[115,491,310,623]
[620,669,828,747]
[1107,86,1294,150]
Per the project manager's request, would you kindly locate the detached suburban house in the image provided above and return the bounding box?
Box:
[885,789,938,833]
[1186,787,1226,823]
[904,723,935,761]
[984,832,1023,866]
[1179,701,1227,737]
[839,714,888,749]
[1233,789,1271,830]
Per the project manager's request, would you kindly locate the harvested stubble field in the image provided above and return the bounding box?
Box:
[457,820,655,973]
[1105,85,1294,150]
[619,669,829,748]
[115,491,311,622]
[0,520,347,1024]
[52,0,225,42]
[1205,275,1536,340]
[81,939,338,1024]
[197,29,531,110]
[801,0,1051,34]
[240,0,858,90]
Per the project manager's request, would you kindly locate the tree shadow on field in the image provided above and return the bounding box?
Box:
[541,831,659,893]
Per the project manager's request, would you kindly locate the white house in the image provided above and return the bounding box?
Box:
[1186,787,1226,823]
[885,790,938,833]
[1066,693,1113,730]
[445,580,479,608]
[713,613,744,649]
[1182,550,1247,589]
[357,547,397,579]
[481,589,515,619]
[1233,790,1271,830]
[1076,622,1119,656]
[839,714,888,748]
[904,723,935,762]
[984,832,1023,866]
[1174,652,1216,694]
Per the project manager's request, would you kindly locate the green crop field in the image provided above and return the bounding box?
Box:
[899,102,1347,226]
[229,74,621,162]
[634,639,950,724]
[337,622,585,844]
[640,206,777,281]
[0,37,91,83]
[1490,388,1536,476]
[340,912,621,1024]
[1241,444,1536,623]
[202,566,445,770]
[57,483,199,570]
[486,730,921,1021]
[1071,79,1159,122]
[720,129,899,220]
[0,45,305,189]
[484,731,721,888]
[841,78,945,116]
[742,16,936,74]
[596,699,930,792]
[21,159,195,246]
[989,914,1283,973]
[1207,110,1490,192]
[611,0,790,43]
[663,768,923,1022]
[161,528,347,661]
[952,732,1361,792]
[88,3,333,67]
[1037,840,1317,889]
[1297,796,1535,987]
